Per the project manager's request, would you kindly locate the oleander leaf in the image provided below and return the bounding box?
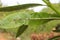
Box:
[0,3,45,12]
[16,24,28,38]
[0,11,31,29]
[0,11,59,29]
[28,19,53,33]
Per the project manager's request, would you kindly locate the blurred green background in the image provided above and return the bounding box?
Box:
[0,3,60,40]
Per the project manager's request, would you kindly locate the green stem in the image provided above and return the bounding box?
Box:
[43,0,60,15]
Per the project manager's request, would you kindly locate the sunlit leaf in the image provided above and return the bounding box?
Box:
[28,19,53,33]
[0,11,31,29]
[0,11,59,29]
[31,12,60,19]
[31,12,52,18]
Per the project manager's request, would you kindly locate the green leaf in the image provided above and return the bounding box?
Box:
[0,3,45,12]
[16,24,28,38]
[0,11,31,29]
[0,11,59,29]
[31,12,52,18]
[31,12,60,19]
[28,19,53,33]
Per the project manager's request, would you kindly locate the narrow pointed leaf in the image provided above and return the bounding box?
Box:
[16,24,28,38]
[0,3,45,12]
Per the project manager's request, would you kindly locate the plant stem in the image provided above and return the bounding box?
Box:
[43,0,60,15]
